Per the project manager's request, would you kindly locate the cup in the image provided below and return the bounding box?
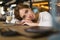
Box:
[6,16,12,23]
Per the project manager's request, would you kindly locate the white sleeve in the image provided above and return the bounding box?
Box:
[38,12,52,27]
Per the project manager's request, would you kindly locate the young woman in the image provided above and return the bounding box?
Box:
[14,4,52,27]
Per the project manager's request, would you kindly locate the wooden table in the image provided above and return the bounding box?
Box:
[0,22,41,37]
[0,22,52,40]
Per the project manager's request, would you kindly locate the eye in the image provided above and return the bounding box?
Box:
[22,10,28,18]
[25,10,28,14]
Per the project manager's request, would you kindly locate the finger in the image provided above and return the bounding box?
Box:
[23,22,28,25]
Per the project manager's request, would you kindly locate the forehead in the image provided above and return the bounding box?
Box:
[19,8,30,12]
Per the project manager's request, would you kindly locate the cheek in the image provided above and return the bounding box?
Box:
[26,15,30,18]
[25,17,31,20]
[25,14,30,18]
[19,10,25,18]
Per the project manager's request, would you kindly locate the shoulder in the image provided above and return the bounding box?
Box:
[39,11,51,16]
[39,11,50,14]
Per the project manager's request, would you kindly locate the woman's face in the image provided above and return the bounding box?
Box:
[19,8,35,20]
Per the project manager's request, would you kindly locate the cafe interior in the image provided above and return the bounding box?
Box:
[0,0,60,40]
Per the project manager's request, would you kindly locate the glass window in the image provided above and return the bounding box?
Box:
[50,0,60,29]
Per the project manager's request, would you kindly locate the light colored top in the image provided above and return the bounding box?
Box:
[38,11,52,27]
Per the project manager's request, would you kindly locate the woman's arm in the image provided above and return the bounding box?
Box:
[20,19,39,26]
[24,22,39,26]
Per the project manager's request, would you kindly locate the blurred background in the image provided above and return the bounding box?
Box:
[0,0,49,14]
[0,0,60,40]
[0,0,60,25]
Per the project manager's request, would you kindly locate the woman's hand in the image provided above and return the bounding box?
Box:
[21,20,38,26]
[20,19,33,25]
[24,22,38,26]
[15,19,38,26]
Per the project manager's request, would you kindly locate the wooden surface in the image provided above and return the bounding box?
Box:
[0,22,48,40]
[0,22,40,36]
[0,35,47,40]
